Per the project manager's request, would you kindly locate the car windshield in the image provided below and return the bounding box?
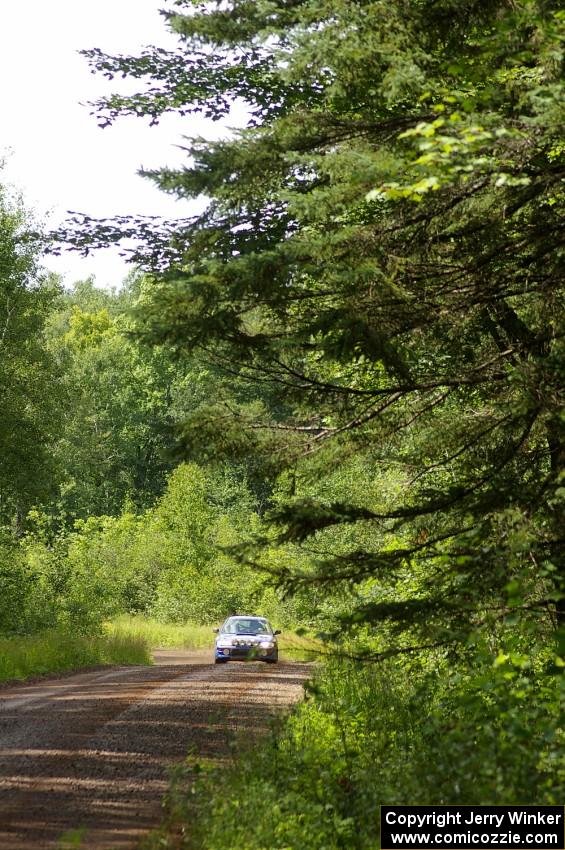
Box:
[222,617,272,636]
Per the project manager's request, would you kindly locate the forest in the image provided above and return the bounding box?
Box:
[1,0,563,847]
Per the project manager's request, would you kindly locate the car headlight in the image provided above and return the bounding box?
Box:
[217,639,234,648]
[259,641,275,649]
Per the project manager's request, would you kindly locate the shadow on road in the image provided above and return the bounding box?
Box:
[0,653,312,850]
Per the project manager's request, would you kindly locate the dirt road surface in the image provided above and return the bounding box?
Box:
[0,650,311,850]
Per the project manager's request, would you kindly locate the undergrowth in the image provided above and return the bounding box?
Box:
[145,643,564,850]
[0,629,150,683]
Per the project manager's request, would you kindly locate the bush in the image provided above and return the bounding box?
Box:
[148,642,564,850]
[0,533,67,636]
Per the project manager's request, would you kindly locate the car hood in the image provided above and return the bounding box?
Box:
[217,634,276,642]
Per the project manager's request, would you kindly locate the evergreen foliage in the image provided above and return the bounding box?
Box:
[1,0,563,835]
[72,0,565,649]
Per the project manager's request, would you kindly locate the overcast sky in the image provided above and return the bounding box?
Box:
[0,0,240,288]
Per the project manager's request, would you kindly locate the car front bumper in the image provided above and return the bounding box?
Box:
[215,645,278,662]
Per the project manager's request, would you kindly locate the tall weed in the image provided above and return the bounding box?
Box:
[106,615,213,649]
[0,630,150,683]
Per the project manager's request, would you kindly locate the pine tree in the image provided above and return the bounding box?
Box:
[67,0,565,645]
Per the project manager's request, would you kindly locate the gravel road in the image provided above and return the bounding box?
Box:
[0,650,311,850]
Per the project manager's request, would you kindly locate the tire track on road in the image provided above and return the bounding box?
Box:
[0,650,311,850]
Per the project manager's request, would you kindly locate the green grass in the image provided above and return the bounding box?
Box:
[106,616,214,649]
[106,614,324,659]
[0,629,151,684]
[278,631,324,660]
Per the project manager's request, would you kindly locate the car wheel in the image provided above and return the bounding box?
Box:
[214,658,228,664]
[266,658,278,664]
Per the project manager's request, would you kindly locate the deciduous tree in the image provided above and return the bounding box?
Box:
[0,184,62,529]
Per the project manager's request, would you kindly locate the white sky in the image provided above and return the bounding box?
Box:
[0,0,242,288]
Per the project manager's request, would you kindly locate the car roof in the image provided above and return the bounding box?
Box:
[226,614,267,619]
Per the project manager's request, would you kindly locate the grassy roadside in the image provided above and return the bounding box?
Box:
[0,630,151,684]
[143,650,564,850]
[0,616,322,685]
[106,614,324,659]
[144,660,372,850]
[106,616,213,649]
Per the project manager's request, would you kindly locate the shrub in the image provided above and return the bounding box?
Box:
[148,642,564,850]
